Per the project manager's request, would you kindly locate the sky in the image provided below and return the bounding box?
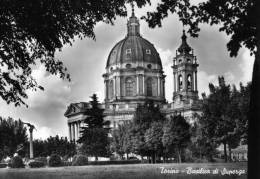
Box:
[0,3,254,140]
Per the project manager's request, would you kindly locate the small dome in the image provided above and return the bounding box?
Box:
[106,12,162,68]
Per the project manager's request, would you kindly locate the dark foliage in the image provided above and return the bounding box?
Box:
[34,157,47,165]
[88,160,141,165]
[163,115,191,163]
[0,163,7,168]
[72,154,88,166]
[31,135,76,158]
[0,0,150,106]
[28,160,45,168]
[8,156,25,168]
[48,154,62,167]
[0,117,28,160]
[200,77,250,162]
[78,94,110,159]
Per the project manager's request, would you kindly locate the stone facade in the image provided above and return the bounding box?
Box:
[64,12,201,142]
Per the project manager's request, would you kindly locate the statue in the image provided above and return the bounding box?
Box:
[22,122,36,159]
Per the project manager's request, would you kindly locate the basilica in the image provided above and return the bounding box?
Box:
[64,10,201,142]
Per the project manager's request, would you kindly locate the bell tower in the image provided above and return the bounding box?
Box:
[172,30,199,102]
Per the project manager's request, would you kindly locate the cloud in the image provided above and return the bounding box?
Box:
[239,49,254,84]
[197,71,218,96]
[157,48,174,102]
[33,126,56,140]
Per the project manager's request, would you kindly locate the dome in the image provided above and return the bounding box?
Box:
[106,12,162,69]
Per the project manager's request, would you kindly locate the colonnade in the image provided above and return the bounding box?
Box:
[68,121,82,142]
[104,74,165,100]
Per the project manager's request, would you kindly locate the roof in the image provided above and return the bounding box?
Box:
[106,11,162,68]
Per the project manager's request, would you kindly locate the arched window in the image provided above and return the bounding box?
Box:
[125,78,134,96]
[187,74,192,90]
[147,78,153,96]
[109,80,114,99]
[178,75,183,91]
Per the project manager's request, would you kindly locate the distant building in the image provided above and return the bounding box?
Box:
[64,10,201,142]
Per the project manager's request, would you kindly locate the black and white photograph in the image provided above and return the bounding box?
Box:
[0,0,258,178]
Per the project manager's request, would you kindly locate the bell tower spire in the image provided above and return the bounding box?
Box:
[172,30,199,103]
[127,2,140,36]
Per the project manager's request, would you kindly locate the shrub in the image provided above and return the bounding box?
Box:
[28,161,45,168]
[8,156,25,168]
[48,154,62,167]
[62,161,72,166]
[34,157,47,165]
[88,160,141,165]
[72,155,88,166]
[0,163,7,168]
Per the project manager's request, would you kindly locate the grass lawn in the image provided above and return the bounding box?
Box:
[0,162,247,179]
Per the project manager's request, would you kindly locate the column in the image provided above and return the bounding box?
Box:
[157,76,160,96]
[104,80,107,100]
[195,71,198,91]
[173,73,176,92]
[192,72,195,91]
[78,122,81,138]
[136,75,139,95]
[72,123,75,142]
[114,76,116,98]
[68,123,71,141]
[75,123,78,141]
[118,76,121,97]
[142,75,145,95]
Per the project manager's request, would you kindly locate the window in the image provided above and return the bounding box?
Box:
[187,59,192,63]
[147,64,152,69]
[146,49,151,54]
[110,67,113,71]
[187,74,192,89]
[178,75,183,91]
[179,59,182,63]
[109,80,114,99]
[126,49,131,54]
[147,78,153,96]
[126,64,131,68]
[125,78,134,96]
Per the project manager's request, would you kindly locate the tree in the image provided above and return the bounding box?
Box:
[200,77,250,162]
[189,121,217,162]
[162,115,191,163]
[129,101,166,162]
[144,121,164,163]
[78,94,110,160]
[0,0,150,106]
[201,77,234,162]
[26,135,76,158]
[110,124,126,159]
[0,117,28,160]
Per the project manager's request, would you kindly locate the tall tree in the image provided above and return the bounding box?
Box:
[0,0,150,106]
[129,101,166,162]
[144,121,164,163]
[110,124,127,159]
[200,77,250,162]
[78,94,110,160]
[162,115,191,163]
[0,117,28,159]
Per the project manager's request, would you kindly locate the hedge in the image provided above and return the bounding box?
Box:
[29,161,45,168]
[88,160,141,165]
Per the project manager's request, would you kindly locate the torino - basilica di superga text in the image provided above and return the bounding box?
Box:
[64,9,201,142]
